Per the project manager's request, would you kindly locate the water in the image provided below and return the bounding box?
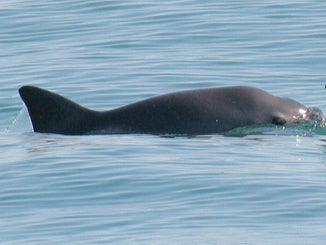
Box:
[1,1,326,244]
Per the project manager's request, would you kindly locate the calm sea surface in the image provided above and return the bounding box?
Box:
[1,1,326,244]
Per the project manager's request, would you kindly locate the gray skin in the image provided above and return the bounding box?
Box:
[18,85,321,135]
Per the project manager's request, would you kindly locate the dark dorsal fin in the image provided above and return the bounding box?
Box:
[19,86,96,135]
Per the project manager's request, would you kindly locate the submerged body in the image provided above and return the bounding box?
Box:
[19,85,322,135]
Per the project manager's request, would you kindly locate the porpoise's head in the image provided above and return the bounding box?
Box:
[269,97,323,126]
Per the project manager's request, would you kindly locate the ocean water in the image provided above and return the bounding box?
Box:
[1,1,326,244]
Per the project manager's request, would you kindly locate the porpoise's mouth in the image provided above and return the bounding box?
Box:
[291,107,324,123]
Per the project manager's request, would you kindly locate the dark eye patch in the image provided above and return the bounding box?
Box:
[272,116,287,125]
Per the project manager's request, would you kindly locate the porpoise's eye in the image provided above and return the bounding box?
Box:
[272,116,286,125]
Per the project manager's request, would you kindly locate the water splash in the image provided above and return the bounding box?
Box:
[225,108,326,137]
[4,106,33,134]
